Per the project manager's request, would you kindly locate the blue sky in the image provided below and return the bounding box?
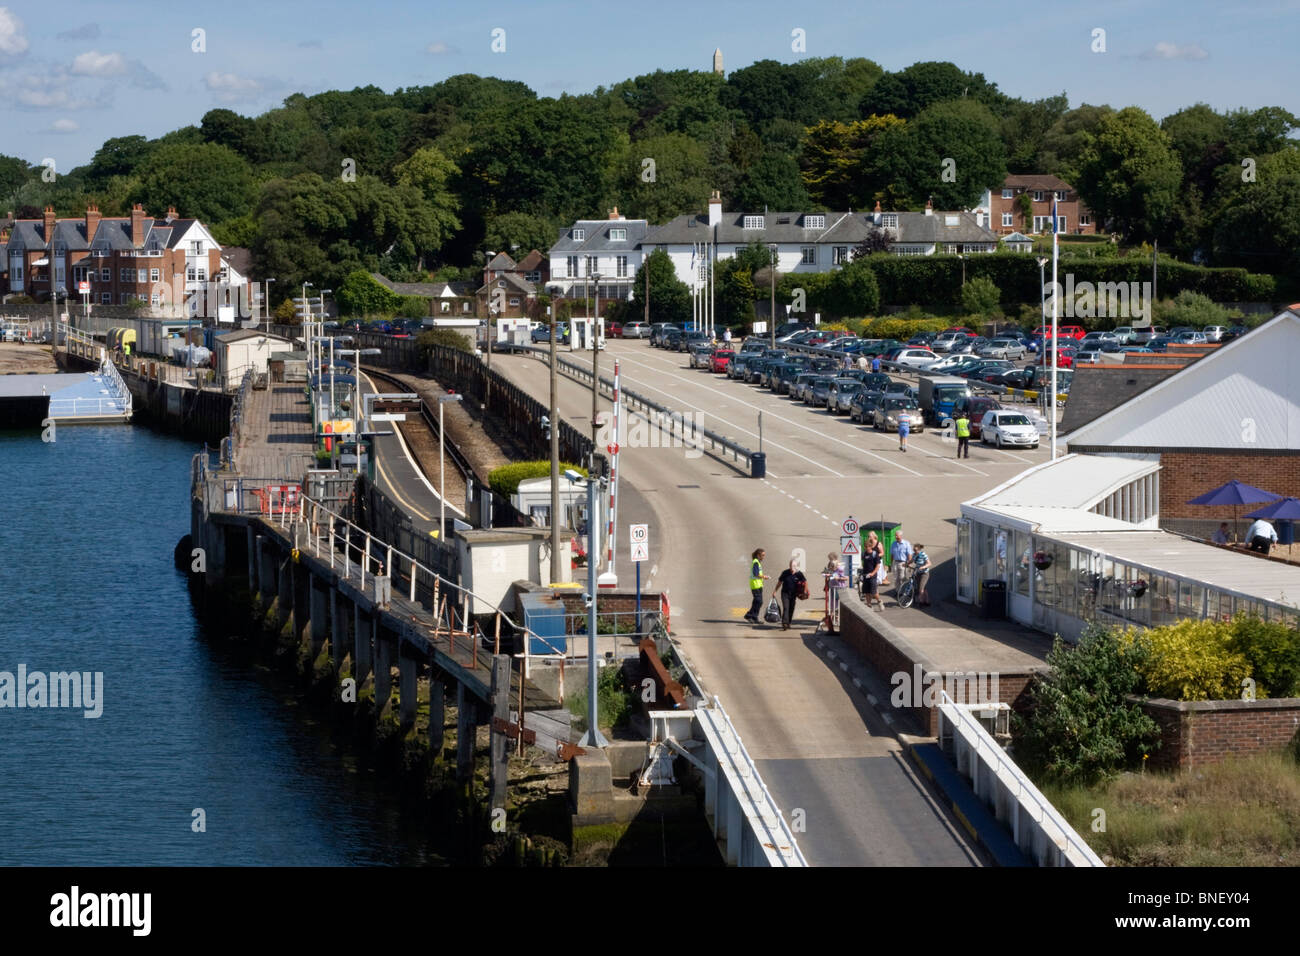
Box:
[1,0,1297,168]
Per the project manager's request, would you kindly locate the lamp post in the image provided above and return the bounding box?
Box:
[548,287,561,584]
[302,280,314,373]
[768,243,778,347]
[590,273,602,485]
[351,346,382,474]
[1036,257,1048,408]
[567,468,610,749]
[957,253,966,287]
[438,393,463,538]
[263,277,275,333]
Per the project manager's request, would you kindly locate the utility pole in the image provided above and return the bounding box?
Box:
[1152,239,1158,302]
[591,273,602,494]
[548,294,561,584]
[769,243,778,348]
[643,260,649,325]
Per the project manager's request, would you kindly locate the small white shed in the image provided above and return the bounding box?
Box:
[214,329,293,390]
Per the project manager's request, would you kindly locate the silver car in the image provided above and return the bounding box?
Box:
[873,397,923,432]
[689,343,715,368]
[979,337,1027,360]
[828,379,862,414]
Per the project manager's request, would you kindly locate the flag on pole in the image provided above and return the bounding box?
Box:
[1051,196,1059,235]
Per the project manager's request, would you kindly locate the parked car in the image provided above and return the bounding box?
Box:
[978,337,1027,360]
[662,329,685,350]
[954,396,1003,438]
[1041,346,1078,368]
[907,332,937,347]
[873,396,924,432]
[1171,330,1208,344]
[710,349,735,373]
[622,321,650,339]
[1203,326,1228,342]
[1120,346,1154,355]
[1111,326,1135,345]
[890,347,939,370]
[829,379,863,414]
[607,321,624,338]
[931,332,966,353]
[727,349,762,378]
[689,342,716,368]
[530,324,556,343]
[771,362,808,394]
[849,389,886,424]
[1129,325,1166,345]
[980,410,1041,449]
[649,323,680,346]
[1075,350,1104,365]
[1078,331,1119,351]
[1220,325,1249,342]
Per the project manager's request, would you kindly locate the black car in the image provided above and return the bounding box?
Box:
[848,389,886,424]
[679,330,711,352]
[1221,324,1249,342]
[650,324,681,346]
[662,329,685,350]
[770,361,808,394]
[907,332,937,347]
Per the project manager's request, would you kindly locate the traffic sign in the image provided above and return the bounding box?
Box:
[630,524,648,543]
[607,443,619,455]
[77,281,89,293]
[841,517,859,536]
[630,541,649,562]
[840,536,860,556]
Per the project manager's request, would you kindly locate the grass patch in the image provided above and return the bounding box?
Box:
[1042,751,1300,866]
[566,663,634,734]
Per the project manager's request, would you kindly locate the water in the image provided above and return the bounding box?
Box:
[0,425,439,865]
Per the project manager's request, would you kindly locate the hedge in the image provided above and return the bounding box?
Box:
[863,252,1277,310]
[1121,615,1300,701]
[488,461,587,498]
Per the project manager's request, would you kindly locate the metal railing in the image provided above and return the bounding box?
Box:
[224,367,255,470]
[936,690,1104,867]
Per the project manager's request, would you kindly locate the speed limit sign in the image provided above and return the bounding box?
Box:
[841,517,858,537]
[630,524,648,543]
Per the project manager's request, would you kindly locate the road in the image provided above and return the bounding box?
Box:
[488,339,1050,865]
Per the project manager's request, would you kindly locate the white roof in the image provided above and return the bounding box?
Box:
[1065,531,1300,608]
[1065,309,1300,450]
[963,453,1159,532]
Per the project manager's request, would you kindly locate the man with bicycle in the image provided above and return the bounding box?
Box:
[890,530,913,594]
[911,544,932,607]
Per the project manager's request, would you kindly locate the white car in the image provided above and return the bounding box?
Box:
[1203,325,1227,343]
[980,410,1041,448]
[891,348,939,370]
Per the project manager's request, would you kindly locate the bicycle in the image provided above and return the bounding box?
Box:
[896,563,917,609]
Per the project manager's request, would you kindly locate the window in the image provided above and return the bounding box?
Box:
[525,271,540,282]
[462,302,471,313]
[616,255,628,277]
[800,246,815,265]
[73,266,87,282]
[101,293,111,304]
[1001,213,1013,227]
[101,268,110,282]
[1032,190,1044,202]
[832,246,849,264]
[1001,188,1013,199]
[743,215,764,230]
[151,292,161,306]
[1080,214,1091,226]
[1055,190,1067,202]
[150,268,160,282]
[120,268,133,282]
[508,297,520,306]
[944,244,957,254]
[138,269,147,283]
[566,255,578,277]
[804,214,825,229]
[609,227,626,241]
[9,254,23,290]
[55,263,65,282]
[1033,215,1052,234]
[881,213,898,230]
[585,256,597,276]
[1057,216,1066,232]
[572,228,585,241]
[440,301,449,313]
[189,241,203,256]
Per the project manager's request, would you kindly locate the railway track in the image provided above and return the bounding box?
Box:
[359,365,477,488]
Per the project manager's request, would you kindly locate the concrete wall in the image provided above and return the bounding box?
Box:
[1138,696,1300,770]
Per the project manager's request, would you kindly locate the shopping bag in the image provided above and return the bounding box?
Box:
[764,596,781,623]
[797,579,810,601]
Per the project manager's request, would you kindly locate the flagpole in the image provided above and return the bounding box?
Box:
[1050,198,1059,461]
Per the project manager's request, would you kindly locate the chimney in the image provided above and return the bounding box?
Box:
[924,198,933,216]
[131,203,146,247]
[43,205,56,238]
[707,190,722,228]
[166,206,177,222]
[873,201,882,226]
[85,204,101,245]
[608,206,623,220]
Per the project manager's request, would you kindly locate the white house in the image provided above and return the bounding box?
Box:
[214,329,293,390]
[546,208,650,302]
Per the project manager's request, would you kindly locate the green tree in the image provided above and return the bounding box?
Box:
[84,135,157,185]
[130,142,255,223]
[0,153,32,207]
[895,99,1007,209]
[1075,107,1183,241]
[860,61,1008,121]
[617,132,714,223]
[731,152,810,210]
[801,115,907,209]
[959,275,1001,314]
[199,108,257,158]
[392,144,462,260]
[825,257,880,317]
[1013,624,1160,786]
[1001,94,1069,173]
[483,212,556,258]
[632,248,690,325]
[1039,104,1115,184]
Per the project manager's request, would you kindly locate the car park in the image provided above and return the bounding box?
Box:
[1075,350,1103,365]
[966,360,1017,384]
[907,332,937,347]
[807,375,837,406]
[980,410,1041,449]
[771,361,808,394]
[727,349,762,378]
[710,349,735,373]
[1146,336,1172,351]
[1078,331,1119,351]
[873,396,924,432]
[607,322,624,338]
[931,332,966,353]
[789,371,819,402]
[1111,326,1135,344]
[1171,330,1208,344]
[1041,345,1077,368]
[662,329,685,350]
[1128,325,1165,345]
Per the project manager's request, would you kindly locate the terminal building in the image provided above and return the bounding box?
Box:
[957,307,1300,640]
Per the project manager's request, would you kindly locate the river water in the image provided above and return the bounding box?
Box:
[0,423,440,865]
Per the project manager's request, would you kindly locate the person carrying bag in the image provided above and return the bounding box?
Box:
[775,559,808,631]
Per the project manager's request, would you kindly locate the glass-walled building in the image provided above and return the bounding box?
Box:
[958,455,1300,641]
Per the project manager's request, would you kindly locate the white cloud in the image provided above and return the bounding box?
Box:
[426,41,459,55]
[0,71,105,111]
[1141,41,1209,60]
[56,22,100,41]
[48,118,78,133]
[70,50,128,77]
[204,71,269,104]
[0,7,28,56]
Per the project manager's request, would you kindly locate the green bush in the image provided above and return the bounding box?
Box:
[394,294,430,318]
[960,276,1001,315]
[1126,620,1251,701]
[415,328,472,357]
[1014,624,1160,786]
[858,316,951,339]
[487,460,586,498]
[1228,616,1300,699]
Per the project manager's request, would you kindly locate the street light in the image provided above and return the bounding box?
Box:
[1036,257,1049,408]
[438,393,463,538]
[768,243,778,348]
[957,253,966,287]
[262,277,276,333]
[566,467,610,749]
[590,273,602,483]
[302,281,315,372]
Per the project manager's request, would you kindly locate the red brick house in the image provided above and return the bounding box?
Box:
[476,249,549,318]
[0,204,228,317]
[975,175,1096,236]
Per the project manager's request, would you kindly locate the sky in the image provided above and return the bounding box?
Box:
[1,0,1297,169]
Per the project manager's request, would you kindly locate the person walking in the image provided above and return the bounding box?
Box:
[744,548,769,622]
[1246,517,1278,555]
[912,544,932,607]
[890,531,913,592]
[723,326,732,344]
[897,409,911,452]
[871,354,881,374]
[955,412,971,459]
[861,532,885,611]
[775,558,806,631]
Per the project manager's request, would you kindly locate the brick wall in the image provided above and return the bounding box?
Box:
[838,593,1040,736]
[1159,451,1300,520]
[1137,696,1300,770]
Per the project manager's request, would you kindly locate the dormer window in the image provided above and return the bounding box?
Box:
[803,214,825,229]
[881,214,898,230]
[742,215,764,230]
[945,215,959,226]
[609,227,626,241]
[572,228,585,241]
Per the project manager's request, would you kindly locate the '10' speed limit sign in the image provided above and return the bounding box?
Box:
[631,524,648,542]
[841,517,858,537]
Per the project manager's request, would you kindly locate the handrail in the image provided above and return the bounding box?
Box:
[937,689,1103,867]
